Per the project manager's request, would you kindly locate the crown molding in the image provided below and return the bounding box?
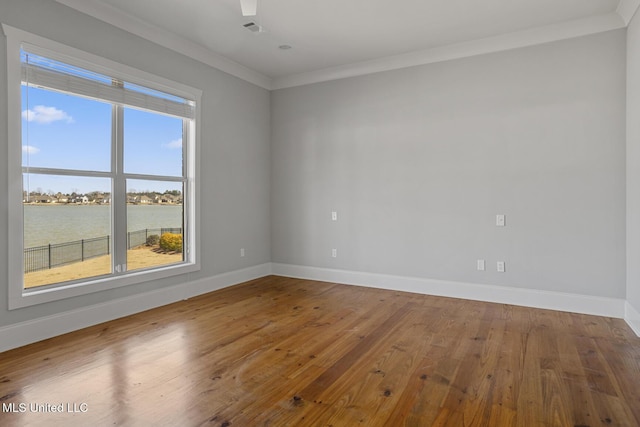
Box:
[617,0,640,25]
[55,1,630,91]
[272,12,626,90]
[54,0,273,90]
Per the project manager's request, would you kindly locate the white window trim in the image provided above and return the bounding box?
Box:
[3,24,202,310]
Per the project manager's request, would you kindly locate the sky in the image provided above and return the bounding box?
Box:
[22,85,184,195]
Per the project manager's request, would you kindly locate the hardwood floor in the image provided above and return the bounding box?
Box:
[1,275,639,426]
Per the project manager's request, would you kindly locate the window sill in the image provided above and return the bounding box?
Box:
[9,261,200,310]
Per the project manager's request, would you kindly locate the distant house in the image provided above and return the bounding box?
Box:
[156,194,177,204]
[138,195,152,205]
[37,195,53,204]
[71,196,89,204]
[94,195,111,204]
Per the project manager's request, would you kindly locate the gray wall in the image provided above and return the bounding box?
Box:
[0,0,271,327]
[271,30,627,298]
[628,12,640,312]
[0,1,631,333]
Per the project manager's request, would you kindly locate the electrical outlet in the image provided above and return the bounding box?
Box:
[496,214,506,227]
[332,211,338,221]
[477,259,485,271]
[331,248,337,258]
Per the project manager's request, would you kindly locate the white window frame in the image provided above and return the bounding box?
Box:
[3,25,201,309]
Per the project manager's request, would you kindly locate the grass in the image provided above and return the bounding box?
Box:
[24,246,183,289]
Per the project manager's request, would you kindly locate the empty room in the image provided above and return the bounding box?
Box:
[1,0,640,425]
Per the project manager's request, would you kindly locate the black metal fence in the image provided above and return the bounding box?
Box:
[24,227,183,273]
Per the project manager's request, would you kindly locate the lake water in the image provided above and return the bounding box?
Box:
[24,204,183,248]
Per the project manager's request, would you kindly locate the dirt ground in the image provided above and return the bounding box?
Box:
[24,246,183,289]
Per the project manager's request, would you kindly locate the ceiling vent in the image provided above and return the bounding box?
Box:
[243,22,262,33]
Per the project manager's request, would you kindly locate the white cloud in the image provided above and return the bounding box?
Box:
[22,105,74,124]
[163,138,182,149]
[22,145,40,155]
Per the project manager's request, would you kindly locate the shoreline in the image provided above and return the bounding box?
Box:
[23,204,183,249]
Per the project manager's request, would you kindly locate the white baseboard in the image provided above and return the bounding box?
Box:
[3,262,637,353]
[625,301,640,336]
[0,263,272,353]
[271,263,627,320]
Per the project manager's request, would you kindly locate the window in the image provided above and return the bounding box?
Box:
[4,25,201,309]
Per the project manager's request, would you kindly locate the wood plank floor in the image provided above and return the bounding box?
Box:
[1,275,639,426]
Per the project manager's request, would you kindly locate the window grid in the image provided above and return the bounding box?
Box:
[4,24,201,309]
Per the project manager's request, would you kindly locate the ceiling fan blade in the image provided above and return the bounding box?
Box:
[240,0,257,16]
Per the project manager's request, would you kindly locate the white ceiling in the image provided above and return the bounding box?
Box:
[56,0,639,89]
